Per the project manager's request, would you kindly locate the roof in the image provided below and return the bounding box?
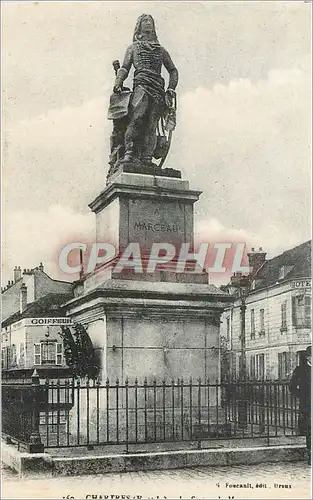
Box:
[1,267,73,323]
[253,240,311,290]
[2,292,73,328]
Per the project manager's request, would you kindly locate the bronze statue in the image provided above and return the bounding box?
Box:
[108,14,178,173]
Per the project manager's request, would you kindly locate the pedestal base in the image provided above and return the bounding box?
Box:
[107,162,182,185]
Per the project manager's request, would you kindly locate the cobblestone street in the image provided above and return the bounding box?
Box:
[1,461,311,499]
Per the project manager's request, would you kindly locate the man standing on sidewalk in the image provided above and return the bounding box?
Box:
[290,345,311,465]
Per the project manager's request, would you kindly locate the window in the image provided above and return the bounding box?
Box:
[256,354,265,380]
[259,309,265,335]
[296,350,306,367]
[41,342,57,365]
[34,343,63,366]
[226,317,230,341]
[250,354,265,379]
[292,295,311,328]
[250,309,255,339]
[278,352,289,379]
[281,301,287,331]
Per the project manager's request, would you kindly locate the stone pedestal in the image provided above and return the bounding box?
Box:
[84,172,208,289]
[89,172,201,254]
[67,171,233,381]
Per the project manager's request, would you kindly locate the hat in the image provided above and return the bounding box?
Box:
[305,346,311,356]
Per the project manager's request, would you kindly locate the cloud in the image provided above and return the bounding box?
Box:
[193,215,310,285]
[170,60,311,249]
[2,205,95,284]
[6,95,109,151]
[3,96,111,212]
[195,216,307,258]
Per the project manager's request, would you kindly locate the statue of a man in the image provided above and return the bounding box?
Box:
[113,14,179,167]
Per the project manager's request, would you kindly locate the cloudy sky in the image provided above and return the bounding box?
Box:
[2,1,311,284]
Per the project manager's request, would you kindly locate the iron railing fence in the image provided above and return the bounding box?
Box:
[2,374,300,453]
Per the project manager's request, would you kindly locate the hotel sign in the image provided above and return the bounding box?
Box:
[291,280,311,289]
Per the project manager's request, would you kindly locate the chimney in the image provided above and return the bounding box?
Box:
[247,247,267,275]
[20,283,28,313]
[14,266,22,282]
[38,262,44,272]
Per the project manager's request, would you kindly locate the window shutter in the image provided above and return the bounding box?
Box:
[260,309,265,334]
[250,356,256,379]
[305,296,311,326]
[283,352,287,378]
[231,353,236,378]
[286,351,291,377]
[56,343,63,366]
[251,309,255,337]
[11,345,17,365]
[292,296,297,326]
[278,353,281,379]
[281,301,287,329]
[34,343,41,365]
[259,354,265,379]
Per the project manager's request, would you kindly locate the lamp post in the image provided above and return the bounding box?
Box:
[239,281,249,380]
[230,273,250,378]
[230,272,250,429]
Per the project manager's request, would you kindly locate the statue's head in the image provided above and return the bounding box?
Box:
[133,14,158,42]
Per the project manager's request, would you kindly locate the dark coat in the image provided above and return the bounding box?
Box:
[289,362,311,435]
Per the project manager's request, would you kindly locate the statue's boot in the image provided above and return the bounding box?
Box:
[122,142,135,164]
[123,151,134,163]
[122,144,142,169]
[141,155,155,167]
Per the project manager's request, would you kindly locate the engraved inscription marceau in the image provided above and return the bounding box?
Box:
[134,221,180,233]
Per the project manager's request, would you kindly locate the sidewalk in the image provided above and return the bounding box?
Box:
[1,436,307,478]
[2,461,311,499]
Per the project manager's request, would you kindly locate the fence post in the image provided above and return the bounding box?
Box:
[238,379,247,430]
[28,369,44,453]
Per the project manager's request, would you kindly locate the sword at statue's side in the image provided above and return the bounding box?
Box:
[159,92,177,168]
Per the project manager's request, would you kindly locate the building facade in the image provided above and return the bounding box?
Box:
[220,241,311,381]
[1,264,73,374]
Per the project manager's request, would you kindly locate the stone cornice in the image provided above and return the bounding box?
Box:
[65,291,231,320]
[89,182,202,214]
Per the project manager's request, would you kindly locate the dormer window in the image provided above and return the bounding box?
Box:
[278,266,285,280]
